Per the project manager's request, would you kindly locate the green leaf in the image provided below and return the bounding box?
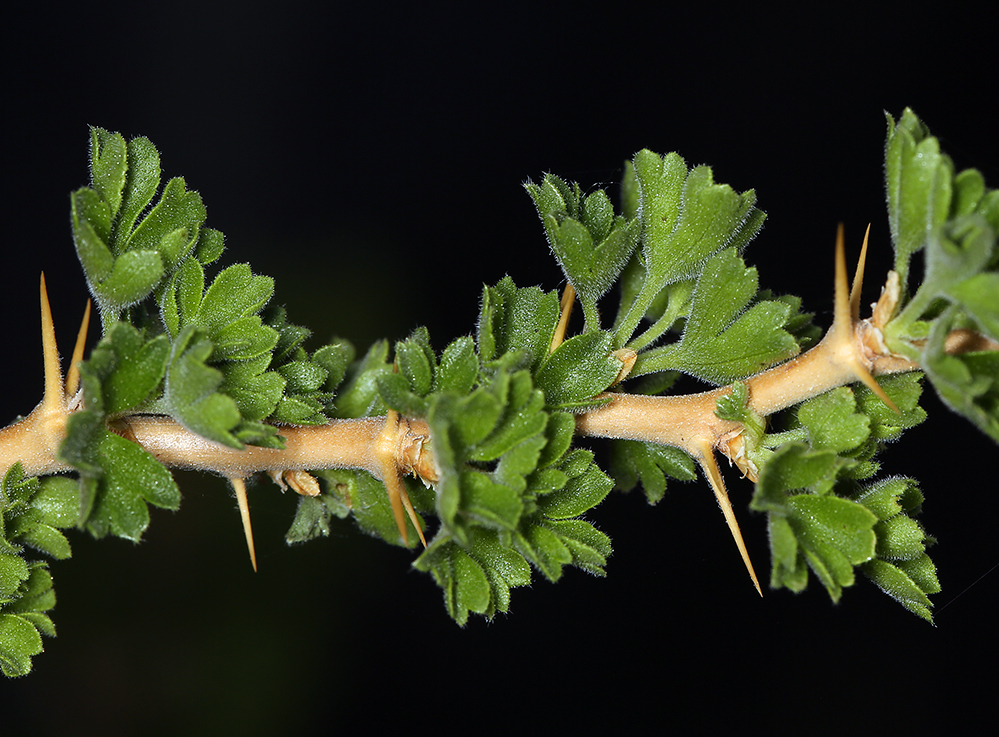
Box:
[451,547,492,617]
[125,177,206,268]
[546,518,612,576]
[6,564,56,615]
[516,524,572,582]
[614,151,765,344]
[376,372,428,417]
[537,450,613,519]
[333,340,392,418]
[113,136,161,243]
[608,439,697,504]
[0,553,29,599]
[477,277,559,370]
[311,470,423,548]
[634,249,798,384]
[861,559,936,623]
[396,334,434,398]
[525,175,640,328]
[885,108,955,288]
[946,270,999,341]
[851,477,937,620]
[874,515,927,561]
[32,477,80,530]
[285,492,350,544]
[0,613,44,677]
[219,354,285,421]
[71,188,115,281]
[163,325,244,448]
[91,249,164,311]
[535,330,620,410]
[797,387,871,454]
[434,337,478,395]
[88,127,128,220]
[84,323,170,416]
[85,433,180,541]
[921,305,999,442]
[752,443,877,601]
[196,263,274,332]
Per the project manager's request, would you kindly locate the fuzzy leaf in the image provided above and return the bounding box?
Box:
[797,387,871,454]
[861,559,936,623]
[752,443,877,601]
[434,337,478,395]
[635,249,797,383]
[614,151,765,344]
[85,323,170,416]
[91,249,164,310]
[163,325,243,448]
[113,135,161,242]
[310,470,422,549]
[535,330,620,410]
[0,613,44,677]
[885,108,955,288]
[609,439,697,504]
[525,175,639,326]
[477,277,559,370]
[125,177,206,268]
[88,128,128,220]
[537,450,613,519]
[84,433,180,541]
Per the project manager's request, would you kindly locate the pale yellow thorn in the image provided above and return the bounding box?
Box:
[374,410,427,548]
[399,480,427,548]
[382,466,411,547]
[831,224,852,340]
[832,225,900,414]
[548,283,576,354]
[231,477,257,572]
[849,224,871,322]
[65,299,92,398]
[696,442,761,596]
[39,274,64,414]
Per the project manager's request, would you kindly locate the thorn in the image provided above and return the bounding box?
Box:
[380,411,410,546]
[849,224,871,322]
[39,273,64,414]
[696,442,761,596]
[832,226,900,414]
[376,410,427,548]
[65,299,92,398]
[399,481,427,548]
[382,460,427,548]
[231,477,257,572]
[549,283,576,354]
[851,363,900,414]
[831,224,852,341]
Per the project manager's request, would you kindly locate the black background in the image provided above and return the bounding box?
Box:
[3,3,997,734]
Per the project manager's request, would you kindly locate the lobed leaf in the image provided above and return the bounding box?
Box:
[633,249,798,384]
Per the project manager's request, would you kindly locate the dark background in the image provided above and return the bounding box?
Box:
[3,3,997,734]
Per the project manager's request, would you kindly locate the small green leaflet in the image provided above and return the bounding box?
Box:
[72,127,222,329]
[751,443,877,601]
[854,477,938,622]
[631,248,798,384]
[525,173,640,330]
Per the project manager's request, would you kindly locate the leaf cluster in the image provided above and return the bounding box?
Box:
[750,374,933,617]
[884,109,999,442]
[288,306,615,624]
[62,129,354,541]
[0,465,77,676]
[71,128,223,331]
[527,152,814,392]
[415,353,613,625]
